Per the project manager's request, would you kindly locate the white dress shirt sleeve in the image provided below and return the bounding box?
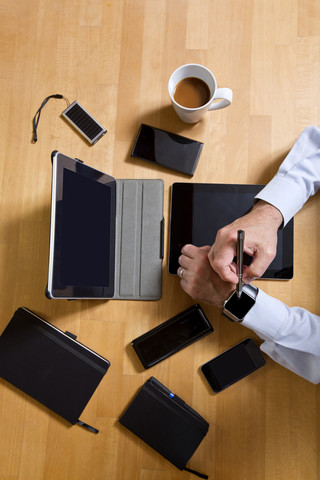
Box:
[242,126,320,383]
[255,125,320,226]
[243,290,320,384]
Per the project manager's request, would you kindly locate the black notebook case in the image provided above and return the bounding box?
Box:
[0,307,110,432]
[119,377,209,478]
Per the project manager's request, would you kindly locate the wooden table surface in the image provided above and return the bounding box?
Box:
[0,1,319,479]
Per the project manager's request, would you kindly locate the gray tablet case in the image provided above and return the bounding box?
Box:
[114,179,164,299]
[46,152,164,300]
[0,307,110,433]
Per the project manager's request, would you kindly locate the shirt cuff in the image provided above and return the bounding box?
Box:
[255,175,306,227]
[242,289,289,340]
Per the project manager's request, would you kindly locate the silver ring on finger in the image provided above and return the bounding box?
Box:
[179,267,185,279]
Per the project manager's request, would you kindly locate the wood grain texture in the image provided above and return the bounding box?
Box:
[0,1,319,479]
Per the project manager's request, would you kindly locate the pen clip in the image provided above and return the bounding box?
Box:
[236,230,245,298]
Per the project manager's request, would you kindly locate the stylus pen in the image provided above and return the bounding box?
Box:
[236,230,245,298]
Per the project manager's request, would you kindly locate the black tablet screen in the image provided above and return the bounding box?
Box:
[168,183,293,279]
[49,153,117,298]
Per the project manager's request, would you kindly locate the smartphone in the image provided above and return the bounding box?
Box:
[201,338,265,393]
[132,304,213,369]
[131,124,203,176]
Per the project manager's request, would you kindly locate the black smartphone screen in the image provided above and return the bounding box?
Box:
[201,338,265,392]
[132,304,213,368]
[131,124,203,176]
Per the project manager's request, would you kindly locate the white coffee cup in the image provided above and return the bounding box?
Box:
[168,64,233,124]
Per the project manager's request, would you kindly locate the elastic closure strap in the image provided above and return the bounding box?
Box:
[77,420,99,434]
[184,466,208,479]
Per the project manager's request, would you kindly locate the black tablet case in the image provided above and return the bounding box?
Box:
[0,307,110,432]
[119,377,209,478]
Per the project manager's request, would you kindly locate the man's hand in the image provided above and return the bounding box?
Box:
[208,201,283,284]
[178,244,235,308]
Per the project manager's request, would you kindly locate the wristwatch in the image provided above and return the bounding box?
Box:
[222,284,259,323]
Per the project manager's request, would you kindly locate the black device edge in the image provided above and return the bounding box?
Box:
[160,217,165,259]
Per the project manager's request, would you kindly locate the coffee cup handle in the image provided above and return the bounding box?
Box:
[209,88,233,110]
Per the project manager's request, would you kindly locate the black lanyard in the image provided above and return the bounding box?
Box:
[32,94,69,143]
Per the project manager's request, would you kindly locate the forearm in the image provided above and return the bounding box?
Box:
[249,200,283,229]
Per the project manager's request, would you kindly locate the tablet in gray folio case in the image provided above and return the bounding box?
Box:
[46,152,164,300]
[0,307,110,433]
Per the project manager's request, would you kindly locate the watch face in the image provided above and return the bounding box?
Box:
[225,291,255,319]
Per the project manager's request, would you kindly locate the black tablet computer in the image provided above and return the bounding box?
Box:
[168,183,294,279]
[47,152,117,299]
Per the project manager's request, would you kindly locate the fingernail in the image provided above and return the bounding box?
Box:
[247,277,257,283]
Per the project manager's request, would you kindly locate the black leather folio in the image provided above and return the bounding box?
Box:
[0,307,110,432]
[119,377,209,478]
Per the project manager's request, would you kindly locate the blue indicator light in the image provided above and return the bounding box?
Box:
[169,392,174,398]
